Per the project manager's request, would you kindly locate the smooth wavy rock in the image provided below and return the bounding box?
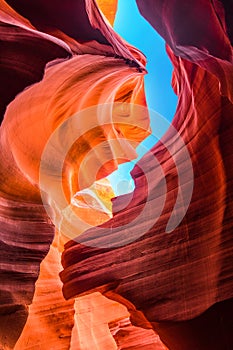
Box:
[2,0,233,349]
[14,230,166,349]
[13,181,116,350]
[0,116,55,349]
[0,55,150,350]
[0,188,54,348]
[14,230,75,350]
[0,0,71,124]
[0,0,152,349]
[2,54,149,210]
[70,293,166,350]
[61,0,233,346]
[135,0,233,102]
[0,0,145,124]
[110,318,167,350]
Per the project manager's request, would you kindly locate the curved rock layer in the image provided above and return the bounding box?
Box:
[14,230,75,350]
[60,0,233,346]
[0,0,145,124]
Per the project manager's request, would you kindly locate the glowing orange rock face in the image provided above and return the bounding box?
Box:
[2,54,149,187]
[14,231,75,350]
[96,0,118,26]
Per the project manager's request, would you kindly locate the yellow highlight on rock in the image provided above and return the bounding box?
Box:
[96,0,118,26]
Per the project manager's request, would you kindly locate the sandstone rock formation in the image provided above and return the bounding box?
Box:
[0,0,166,349]
[1,0,233,349]
[60,1,233,349]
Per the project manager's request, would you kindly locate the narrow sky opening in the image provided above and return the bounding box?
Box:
[107,0,177,195]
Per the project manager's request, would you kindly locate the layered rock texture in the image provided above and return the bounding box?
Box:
[0,0,233,349]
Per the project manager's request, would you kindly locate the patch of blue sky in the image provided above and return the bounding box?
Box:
[107,0,177,195]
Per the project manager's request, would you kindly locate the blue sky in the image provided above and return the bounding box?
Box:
[114,0,177,122]
[108,0,177,194]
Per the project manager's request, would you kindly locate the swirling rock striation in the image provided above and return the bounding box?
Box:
[1,0,233,349]
[61,0,233,348]
[0,0,157,349]
[0,0,144,124]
